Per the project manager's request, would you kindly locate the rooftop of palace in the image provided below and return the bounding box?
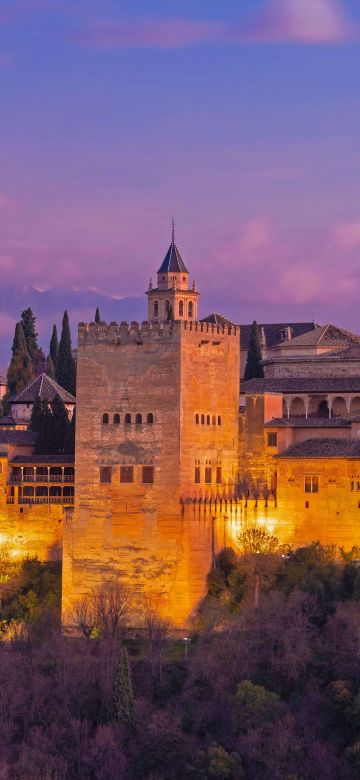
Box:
[241,377,360,394]
[265,416,352,429]
[276,437,360,459]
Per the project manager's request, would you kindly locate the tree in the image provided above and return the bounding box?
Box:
[50,395,70,453]
[64,408,76,457]
[112,646,134,726]
[21,308,39,361]
[49,325,59,372]
[31,397,53,454]
[57,311,76,395]
[143,594,173,689]
[167,304,174,321]
[95,307,101,324]
[6,322,33,396]
[244,320,264,380]
[46,355,56,380]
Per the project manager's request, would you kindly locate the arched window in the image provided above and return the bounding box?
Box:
[165,300,170,315]
[212,415,216,425]
[179,300,184,317]
[102,413,109,425]
[188,301,193,319]
[206,415,210,425]
[218,415,222,426]
[195,414,199,424]
[124,413,131,425]
[135,413,142,425]
[201,414,205,425]
[154,301,159,318]
[113,413,120,425]
[147,413,154,424]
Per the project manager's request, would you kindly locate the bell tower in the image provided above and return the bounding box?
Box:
[146,221,199,322]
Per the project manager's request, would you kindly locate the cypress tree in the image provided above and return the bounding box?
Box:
[64,408,76,457]
[244,321,264,380]
[49,325,59,372]
[6,322,33,396]
[46,355,56,380]
[21,308,39,361]
[95,307,101,324]
[31,398,52,454]
[112,647,134,726]
[57,311,76,395]
[50,395,70,453]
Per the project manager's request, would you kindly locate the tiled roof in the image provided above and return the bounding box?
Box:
[272,324,360,351]
[201,312,238,328]
[276,438,360,459]
[0,430,35,446]
[239,322,316,351]
[10,454,74,464]
[265,417,351,429]
[0,415,17,426]
[241,377,360,394]
[8,373,76,405]
[157,240,188,274]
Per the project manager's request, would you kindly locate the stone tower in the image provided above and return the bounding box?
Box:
[146,222,199,322]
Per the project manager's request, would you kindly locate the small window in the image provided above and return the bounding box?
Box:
[195,466,201,484]
[124,414,131,425]
[188,302,193,318]
[212,415,216,425]
[205,467,212,484]
[182,277,186,282]
[100,466,112,484]
[120,466,134,483]
[142,466,154,484]
[179,301,184,317]
[216,467,222,485]
[305,501,309,509]
[135,413,142,425]
[113,413,120,425]
[102,413,109,425]
[218,415,222,426]
[305,476,319,494]
[357,481,360,492]
[350,480,355,492]
[195,414,199,424]
[206,415,210,426]
[267,432,277,448]
[147,413,154,424]
[201,414,205,425]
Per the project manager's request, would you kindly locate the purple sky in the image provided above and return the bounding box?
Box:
[1,0,360,353]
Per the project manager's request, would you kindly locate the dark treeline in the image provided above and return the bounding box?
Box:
[2,534,360,778]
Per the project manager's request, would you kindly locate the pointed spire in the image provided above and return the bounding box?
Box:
[148,277,153,290]
[171,216,175,244]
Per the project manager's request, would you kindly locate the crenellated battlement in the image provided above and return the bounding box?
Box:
[78,319,239,346]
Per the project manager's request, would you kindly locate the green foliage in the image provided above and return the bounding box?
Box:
[95,307,101,324]
[244,320,264,380]
[189,744,244,779]
[238,527,280,556]
[7,321,33,396]
[64,407,76,457]
[46,354,56,380]
[112,646,134,725]
[31,395,70,454]
[0,557,61,626]
[21,307,39,360]
[232,680,281,731]
[57,310,76,395]
[49,324,59,371]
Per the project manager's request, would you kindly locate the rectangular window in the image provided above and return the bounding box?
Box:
[120,466,134,483]
[195,466,201,484]
[142,466,154,484]
[216,466,222,485]
[205,467,212,484]
[305,476,319,494]
[350,480,354,492]
[100,466,112,484]
[356,481,360,492]
[267,432,277,448]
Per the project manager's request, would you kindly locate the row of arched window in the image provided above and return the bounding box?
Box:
[195,414,222,426]
[102,413,154,426]
[153,300,193,318]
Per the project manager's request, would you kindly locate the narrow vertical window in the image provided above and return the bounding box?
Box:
[218,415,222,426]
[195,466,201,484]
[100,466,112,484]
[102,413,109,425]
[113,413,120,425]
[120,466,134,483]
[216,467,222,485]
[188,301,193,319]
[205,467,212,484]
[195,414,199,424]
[179,300,184,317]
[124,414,131,425]
[142,466,154,484]
[147,413,154,424]
[206,415,210,426]
[135,413,142,425]
[154,301,159,318]
[201,414,205,425]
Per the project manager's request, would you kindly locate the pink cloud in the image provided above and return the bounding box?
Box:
[243,0,356,44]
[334,221,360,249]
[74,17,226,50]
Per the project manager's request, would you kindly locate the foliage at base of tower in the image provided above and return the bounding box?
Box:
[112,646,134,726]
[31,396,71,454]
[6,321,34,397]
[244,320,264,380]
